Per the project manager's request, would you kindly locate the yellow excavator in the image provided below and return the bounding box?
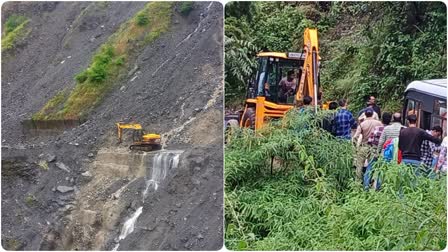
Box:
[233,28,324,130]
[116,123,161,151]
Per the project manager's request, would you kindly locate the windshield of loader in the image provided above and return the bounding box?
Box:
[256,57,303,104]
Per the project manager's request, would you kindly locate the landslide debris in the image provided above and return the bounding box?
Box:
[2,2,223,250]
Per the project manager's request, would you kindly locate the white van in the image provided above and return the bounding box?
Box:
[403,79,447,136]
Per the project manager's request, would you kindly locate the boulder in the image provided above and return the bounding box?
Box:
[55,162,71,173]
[56,186,74,193]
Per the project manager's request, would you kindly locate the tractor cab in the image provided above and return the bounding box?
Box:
[247,52,306,105]
[238,28,320,130]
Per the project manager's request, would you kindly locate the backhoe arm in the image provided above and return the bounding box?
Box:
[296,28,320,108]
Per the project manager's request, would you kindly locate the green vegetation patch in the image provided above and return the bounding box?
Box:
[225,110,447,250]
[32,90,67,120]
[136,12,150,26]
[1,15,30,52]
[34,2,173,120]
[24,194,38,207]
[142,2,172,43]
[3,238,24,250]
[179,2,194,16]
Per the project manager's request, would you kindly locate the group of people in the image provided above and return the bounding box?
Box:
[316,95,447,183]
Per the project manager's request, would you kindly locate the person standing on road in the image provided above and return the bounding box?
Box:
[353,109,383,179]
[420,126,443,169]
[377,112,405,154]
[399,115,442,168]
[334,99,357,140]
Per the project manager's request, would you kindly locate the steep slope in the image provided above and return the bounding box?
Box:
[2,2,146,140]
[1,2,223,250]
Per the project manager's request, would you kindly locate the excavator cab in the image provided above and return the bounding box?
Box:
[116,123,162,151]
[248,53,306,104]
[239,28,321,130]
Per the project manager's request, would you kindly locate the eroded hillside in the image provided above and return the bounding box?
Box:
[1,1,223,250]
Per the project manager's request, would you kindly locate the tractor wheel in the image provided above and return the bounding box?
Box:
[241,107,256,129]
[226,119,239,130]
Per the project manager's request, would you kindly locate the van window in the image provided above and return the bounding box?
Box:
[406,99,417,116]
[434,99,447,116]
[432,99,447,136]
[422,111,431,129]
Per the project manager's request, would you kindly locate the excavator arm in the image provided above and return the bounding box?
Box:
[296,28,320,109]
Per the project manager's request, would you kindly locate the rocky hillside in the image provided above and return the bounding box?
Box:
[1,2,223,250]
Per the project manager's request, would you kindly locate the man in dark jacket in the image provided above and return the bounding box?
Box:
[358,95,381,119]
[368,96,381,118]
[399,115,442,168]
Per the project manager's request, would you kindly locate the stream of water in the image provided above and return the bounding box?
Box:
[112,150,183,251]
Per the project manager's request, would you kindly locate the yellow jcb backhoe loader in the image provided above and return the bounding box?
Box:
[116,123,161,151]
[235,28,324,130]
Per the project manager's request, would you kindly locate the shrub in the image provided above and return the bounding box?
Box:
[136,12,150,26]
[4,15,28,35]
[86,45,115,83]
[113,56,125,66]
[24,194,37,207]
[179,2,194,16]
[225,110,447,250]
[1,15,30,52]
[75,70,88,83]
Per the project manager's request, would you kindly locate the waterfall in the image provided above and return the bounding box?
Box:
[113,150,183,250]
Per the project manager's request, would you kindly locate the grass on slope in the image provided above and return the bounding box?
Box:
[33,2,173,120]
[1,15,30,52]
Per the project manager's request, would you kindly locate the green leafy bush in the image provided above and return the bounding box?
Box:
[75,70,88,83]
[87,45,115,83]
[225,110,446,250]
[1,15,30,51]
[4,15,28,35]
[136,12,149,26]
[179,2,194,16]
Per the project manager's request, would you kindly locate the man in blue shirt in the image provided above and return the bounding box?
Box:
[334,99,357,139]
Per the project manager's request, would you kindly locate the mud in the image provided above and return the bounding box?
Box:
[2,2,223,250]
